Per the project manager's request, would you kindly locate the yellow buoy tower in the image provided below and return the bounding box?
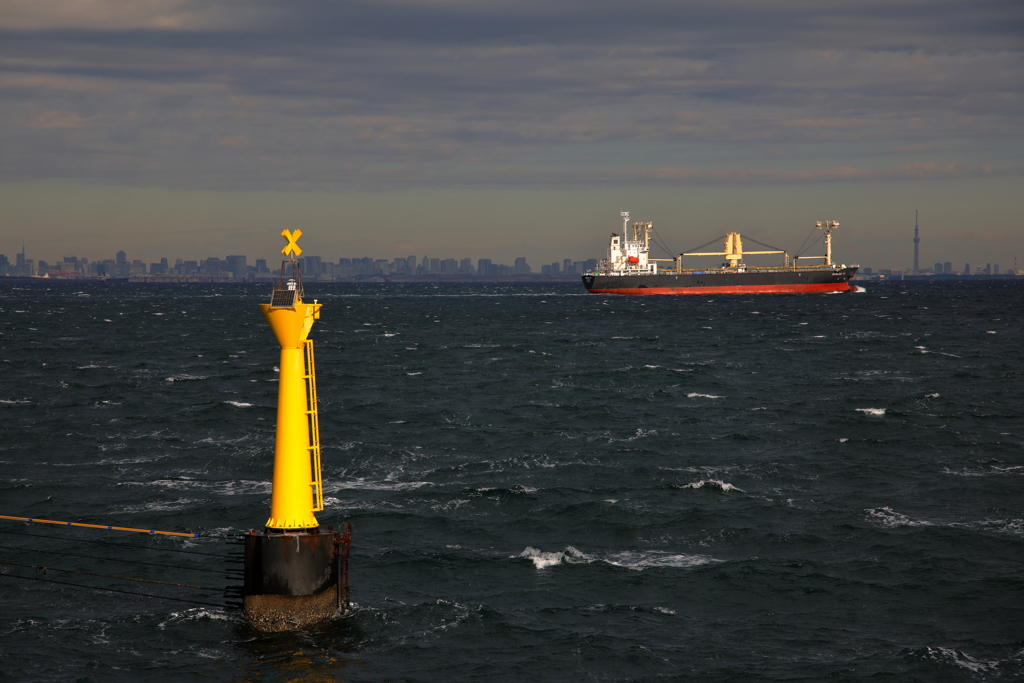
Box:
[242,229,350,631]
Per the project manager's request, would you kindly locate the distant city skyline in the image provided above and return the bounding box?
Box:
[2,219,1016,279]
[0,244,601,280]
[1,2,1021,270]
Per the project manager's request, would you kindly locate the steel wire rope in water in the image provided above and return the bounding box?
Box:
[0,559,225,591]
[0,572,226,608]
[0,544,240,576]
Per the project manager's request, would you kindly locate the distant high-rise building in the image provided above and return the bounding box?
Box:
[934,262,943,274]
[227,255,247,277]
[514,257,531,275]
[301,256,322,277]
[116,250,127,264]
[993,264,1000,274]
[460,258,473,274]
[477,258,492,275]
[440,258,457,273]
[983,263,991,275]
[563,259,574,274]
[913,210,920,273]
[550,262,561,274]
[429,258,440,273]
[944,261,952,274]
[964,263,971,275]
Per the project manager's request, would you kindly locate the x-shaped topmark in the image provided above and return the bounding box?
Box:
[281,229,303,257]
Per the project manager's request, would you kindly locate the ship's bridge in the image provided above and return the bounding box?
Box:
[604,212,657,275]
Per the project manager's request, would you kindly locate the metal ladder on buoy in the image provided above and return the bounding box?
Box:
[302,338,324,512]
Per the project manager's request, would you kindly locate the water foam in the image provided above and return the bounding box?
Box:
[518,547,721,571]
[917,646,999,674]
[855,408,886,416]
[865,507,932,528]
[687,393,723,399]
[676,479,744,493]
[517,546,592,569]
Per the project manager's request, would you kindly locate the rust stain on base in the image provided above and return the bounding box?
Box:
[243,586,338,632]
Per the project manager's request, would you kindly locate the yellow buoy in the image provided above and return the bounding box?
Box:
[258,229,323,530]
[243,229,349,632]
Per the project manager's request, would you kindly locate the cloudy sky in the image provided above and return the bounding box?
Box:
[2,0,1022,270]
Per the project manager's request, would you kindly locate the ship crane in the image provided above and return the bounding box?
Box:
[796,221,840,267]
[683,233,787,269]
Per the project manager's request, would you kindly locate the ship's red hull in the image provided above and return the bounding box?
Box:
[586,281,855,295]
[582,266,859,295]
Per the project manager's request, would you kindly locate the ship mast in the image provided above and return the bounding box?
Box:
[816,221,839,266]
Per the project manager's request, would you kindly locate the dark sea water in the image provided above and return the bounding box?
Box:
[1,279,1022,682]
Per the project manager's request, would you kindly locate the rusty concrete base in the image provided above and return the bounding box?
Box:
[243,585,338,632]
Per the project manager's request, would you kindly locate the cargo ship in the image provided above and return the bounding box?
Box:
[582,212,858,295]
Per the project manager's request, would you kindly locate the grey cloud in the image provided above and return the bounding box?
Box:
[1,0,1021,190]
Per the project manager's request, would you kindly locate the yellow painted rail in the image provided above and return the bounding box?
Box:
[303,338,324,512]
[0,515,198,538]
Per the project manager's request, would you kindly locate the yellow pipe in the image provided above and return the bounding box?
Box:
[259,299,322,530]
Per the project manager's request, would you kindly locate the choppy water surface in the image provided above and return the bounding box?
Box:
[1,280,1022,682]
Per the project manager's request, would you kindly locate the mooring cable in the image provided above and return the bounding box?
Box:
[0,560,223,591]
[0,544,239,576]
[0,572,225,608]
[0,514,197,538]
[0,529,234,558]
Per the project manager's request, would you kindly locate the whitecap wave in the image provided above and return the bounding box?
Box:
[677,479,744,493]
[865,507,932,528]
[855,408,886,416]
[604,550,722,570]
[517,546,592,569]
[917,646,999,674]
[517,546,721,571]
[687,393,723,399]
[222,401,253,407]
